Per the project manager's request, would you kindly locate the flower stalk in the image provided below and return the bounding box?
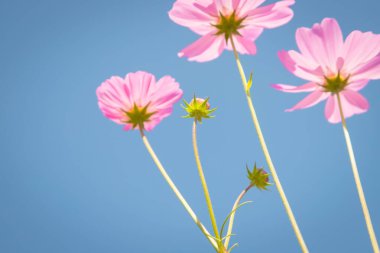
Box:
[192,121,225,252]
[336,93,380,253]
[139,128,218,250]
[224,183,254,249]
[230,37,309,253]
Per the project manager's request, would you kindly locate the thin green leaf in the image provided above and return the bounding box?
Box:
[228,243,239,253]
[246,72,253,96]
[220,201,252,237]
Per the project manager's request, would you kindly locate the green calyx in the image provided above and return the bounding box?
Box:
[323,73,349,93]
[123,103,156,130]
[246,164,271,190]
[182,96,216,123]
[213,11,245,42]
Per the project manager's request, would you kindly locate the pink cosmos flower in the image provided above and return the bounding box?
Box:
[274,18,380,123]
[96,71,183,131]
[169,0,295,62]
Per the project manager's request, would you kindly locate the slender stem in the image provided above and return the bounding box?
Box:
[139,129,218,250]
[224,184,254,249]
[192,121,222,247]
[336,93,380,253]
[230,38,309,253]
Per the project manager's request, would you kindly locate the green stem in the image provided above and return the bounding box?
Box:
[230,37,309,253]
[336,93,380,253]
[224,184,254,249]
[139,129,218,250]
[192,121,223,251]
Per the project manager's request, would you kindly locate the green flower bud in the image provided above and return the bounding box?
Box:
[182,96,216,123]
[246,164,271,190]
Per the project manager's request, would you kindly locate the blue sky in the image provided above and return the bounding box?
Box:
[0,0,379,252]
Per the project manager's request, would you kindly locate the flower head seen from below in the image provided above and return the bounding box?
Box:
[97,71,183,131]
[274,18,380,123]
[183,97,216,123]
[247,164,270,190]
[169,0,295,62]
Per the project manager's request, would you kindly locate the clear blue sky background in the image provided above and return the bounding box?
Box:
[1,0,379,252]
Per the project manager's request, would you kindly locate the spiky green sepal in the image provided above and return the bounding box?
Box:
[246,164,271,190]
[124,103,156,130]
[182,96,216,123]
[213,11,246,42]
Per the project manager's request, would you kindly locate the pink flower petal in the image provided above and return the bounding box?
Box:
[169,0,218,36]
[324,91,369,123]
[343,90,369,112]
[244,0,295,29]
[313,18,343,70]
[225,28,263,53]
[346,79,369,92]
[179,33,226,62]
[278,50,324,83]
[286,90,329,112]
[272,82,317,93]
[351,55,380,82]
[215,0,234,14]
[149,76,183,110]
[125,71,156,107]
[235,0,265,17]
[324,95,339,123]
[341,31,380,73]
[239,26,264,41]
[295,18,343,74]
[231,35,257,55]
[97,76,133,125]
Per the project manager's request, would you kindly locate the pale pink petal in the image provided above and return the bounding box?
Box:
[239,26,264,41]
[235,0,265,17]
[342,90,369,113]
[225,28,263,52]
[179,33,226,62]
[312,18,343,70]
[286,91,329,112]
[98,103,124,124]
[149,76,183,110]
[244,0,295,29]
[295,18,343,74]
[324,95,340,123]
[125,71,156,107]
[278,50,324,83]
[193,0,218,16]
[346,79,369,92]
[341,31,380,73]
[101,76,132,109]
[272,82,318,93]
[169,0,218,36]
[96,76,134,125]
[215,0,234,14]
[351,55,380,81]
[287,50,320,70]
[324,91,369,123]
[123,124,133,131]
[144,118,165,132]
[231,35,257,55]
